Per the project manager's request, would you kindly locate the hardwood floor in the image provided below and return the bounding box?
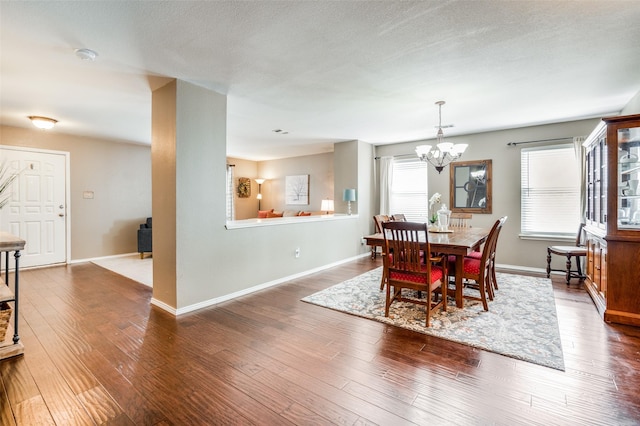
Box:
[1,257,639,425]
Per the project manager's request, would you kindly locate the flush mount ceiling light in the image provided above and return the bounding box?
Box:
[74,48,98,61]
[415,101,468,174]
[28,116,58,130]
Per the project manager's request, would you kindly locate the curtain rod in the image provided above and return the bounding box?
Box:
[507,137,574,146]
[374,154,416,160]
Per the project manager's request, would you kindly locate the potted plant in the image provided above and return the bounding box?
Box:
[428,192,441,224]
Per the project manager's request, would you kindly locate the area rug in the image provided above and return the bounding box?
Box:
[302,268,564,371]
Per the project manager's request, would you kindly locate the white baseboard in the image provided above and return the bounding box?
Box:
[172,252,371,316]
[496,263,547,275]
[69,252,139,264]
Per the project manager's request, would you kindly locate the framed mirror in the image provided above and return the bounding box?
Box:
[449,160,492,213]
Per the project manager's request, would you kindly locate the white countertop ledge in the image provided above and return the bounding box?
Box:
[226,214,359,229]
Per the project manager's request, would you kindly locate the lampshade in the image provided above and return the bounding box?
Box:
[28,116,57,130]
[255,178,265,185]
[342,189,356,202]
[320,199,334,214]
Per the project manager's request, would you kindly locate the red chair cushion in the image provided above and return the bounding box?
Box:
[461,257,481,274]
[467,251,482,259]
[389,265,444,284]
[448,251,481,263]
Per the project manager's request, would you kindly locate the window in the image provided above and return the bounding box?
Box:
[389,159,428,221]
[521,144,580,237]
[226,165,235,221]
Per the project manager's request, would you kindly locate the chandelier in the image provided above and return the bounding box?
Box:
[415,101,467,174]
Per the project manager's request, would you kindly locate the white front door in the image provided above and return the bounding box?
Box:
[0,147,68,268]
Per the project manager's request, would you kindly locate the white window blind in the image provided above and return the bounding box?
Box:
[521,144,580,237]
[226,165,235,221]
[389,159,428,222]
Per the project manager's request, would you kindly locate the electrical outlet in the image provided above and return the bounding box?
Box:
[295,247,300,258]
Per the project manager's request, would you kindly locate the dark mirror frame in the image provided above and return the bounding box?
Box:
[449,159,492,213]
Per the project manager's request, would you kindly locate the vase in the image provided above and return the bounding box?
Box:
[437,205,451,231]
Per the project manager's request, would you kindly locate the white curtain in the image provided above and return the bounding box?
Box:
[379,156,393,215]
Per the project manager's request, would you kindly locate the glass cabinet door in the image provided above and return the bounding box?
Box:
[584,122,607,229]
[617,125,640,230]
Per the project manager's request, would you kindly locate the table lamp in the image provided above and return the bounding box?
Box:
[343,189,356,215]
[321,199,334,215]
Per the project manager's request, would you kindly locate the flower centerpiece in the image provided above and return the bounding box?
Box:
[428,192,441,224]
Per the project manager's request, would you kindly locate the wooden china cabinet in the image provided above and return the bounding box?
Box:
[583,113,640,326]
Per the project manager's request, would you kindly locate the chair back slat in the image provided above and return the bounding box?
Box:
[382,221,430,276]
[450,212,472,228]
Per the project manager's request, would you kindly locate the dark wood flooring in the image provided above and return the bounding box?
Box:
[1,257,639,425]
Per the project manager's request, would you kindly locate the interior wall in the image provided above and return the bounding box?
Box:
[374,118,601,272]
[357,140,376,236]
[621,91,640,115]
[334,139,376,242]
[151,81,371,312]
[334,140,358,215]
[0,125,151,260]
[151,79,178,308]
[257,152,334,213]
[174,80,228,310]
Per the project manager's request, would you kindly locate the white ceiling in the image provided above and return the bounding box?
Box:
[2,1,640,161]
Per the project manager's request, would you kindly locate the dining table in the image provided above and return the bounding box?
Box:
[363,226,490,308]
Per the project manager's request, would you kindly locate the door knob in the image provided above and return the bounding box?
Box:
[59,213,64,217]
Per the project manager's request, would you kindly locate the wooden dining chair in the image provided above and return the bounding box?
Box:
[373,214,391,288]
[448,217,504,311]
[449,212,472,228]
[546,222,587,285]
[391,214,407,221]
[466,216,507,295]
[373,214,390,233]
[382,221,447,327]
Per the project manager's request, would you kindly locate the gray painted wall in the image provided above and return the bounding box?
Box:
[621,91,640,116]
[258,152,334,213]
[152,81,371,311]
[0,125,151,260]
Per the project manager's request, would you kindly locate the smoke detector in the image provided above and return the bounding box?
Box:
[74,48,98,61]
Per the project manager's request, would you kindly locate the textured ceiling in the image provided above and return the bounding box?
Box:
[2,1,640,160]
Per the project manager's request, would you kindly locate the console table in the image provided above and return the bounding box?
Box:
[0,232,25,359]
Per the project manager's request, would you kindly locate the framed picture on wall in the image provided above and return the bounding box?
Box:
[237,177,251,198]
[285,174,309,205]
